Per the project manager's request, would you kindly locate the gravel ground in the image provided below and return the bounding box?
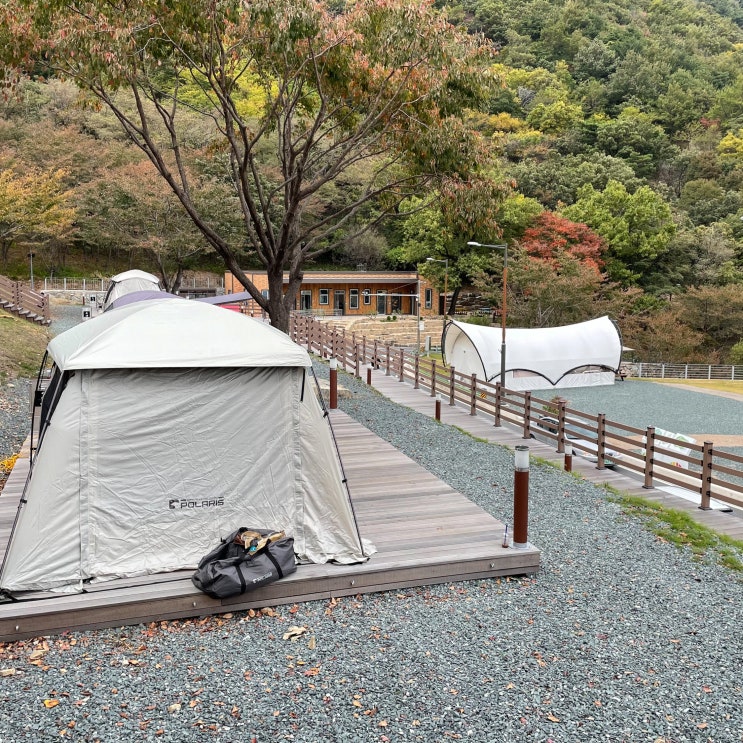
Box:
[1,324,743,741]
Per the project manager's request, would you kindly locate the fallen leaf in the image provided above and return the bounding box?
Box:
[697,722,708,730]
[167,703,181,713]
[304,666,321,677]
[43,700,60,709]
[352,700,363,708]
[378,720,388,727]
[0,669,16,677]
[546,713,560,722]
[308,636,316,650]
[702,686,712,693]
[222,613,233,620]
[29,650,47,661]
[282,626,307,641]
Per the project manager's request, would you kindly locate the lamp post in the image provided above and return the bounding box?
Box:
[468,242,508,384]
[28,252,35,292]
[426,257,449,317]
[416,272,421,356]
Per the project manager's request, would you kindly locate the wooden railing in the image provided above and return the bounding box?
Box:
[0,275,50,323]
[291,314,743,512]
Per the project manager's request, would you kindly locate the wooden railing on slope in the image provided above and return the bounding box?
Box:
[0,275,50,325]
[291,314,743,512]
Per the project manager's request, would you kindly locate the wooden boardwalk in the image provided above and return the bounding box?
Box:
[0,411,539,642]
[369,370,743,541]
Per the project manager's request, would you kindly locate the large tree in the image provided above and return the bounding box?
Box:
[1,0,497,331]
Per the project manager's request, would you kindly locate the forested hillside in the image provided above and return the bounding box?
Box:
[1,0,743,360]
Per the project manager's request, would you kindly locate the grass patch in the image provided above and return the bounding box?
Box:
[451,425,489,443]
[0,310,49,380]
[639,378,743,395]
[609,493,743,572]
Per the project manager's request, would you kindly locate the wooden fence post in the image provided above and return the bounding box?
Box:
[414,354,420,389]
[643,426,655,489]
[385,344,391,376]
[494,383,502,427]
[430,360,437,397]
[355,345,361,378]
[556,399,566,454]
[522,391,531,439]
[700,441,714,510]
[469,373,477,416]
[596,413,606,470]
[449,366,456,406]
[362,335,367,365]
[373,340,379,369]
[399,349,405,382]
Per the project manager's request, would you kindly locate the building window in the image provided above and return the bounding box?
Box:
[261,289,269,300]
[363,288,371,305]
[350,289,359,310]
[319,288,329,305]
[425,288,432,309]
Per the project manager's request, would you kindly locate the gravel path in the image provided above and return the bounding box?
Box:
[1,357,742,742]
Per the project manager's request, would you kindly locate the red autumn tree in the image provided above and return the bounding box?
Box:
[521,212,606,272]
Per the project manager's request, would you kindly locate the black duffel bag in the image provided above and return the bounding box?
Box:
[192,527,297,599]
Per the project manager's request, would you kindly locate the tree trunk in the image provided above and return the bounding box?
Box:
[448,286,461,316]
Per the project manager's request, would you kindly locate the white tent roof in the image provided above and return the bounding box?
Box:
[443,316,622,386]
[109,269,161,284]
[48,297,310,371]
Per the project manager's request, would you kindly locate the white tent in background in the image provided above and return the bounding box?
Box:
[443,316,622,391]
[0,298,372,594]
[103,269,162,309]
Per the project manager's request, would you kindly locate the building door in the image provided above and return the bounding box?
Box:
[334,290,345,315]
[377,291,387,315]
[300,290,312,311]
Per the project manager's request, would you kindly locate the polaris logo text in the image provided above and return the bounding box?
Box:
[169,498,225,510]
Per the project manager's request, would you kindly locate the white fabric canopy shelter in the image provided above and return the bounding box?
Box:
[443,316,622,391]
[1,298,371,594]
[103,269,162,309]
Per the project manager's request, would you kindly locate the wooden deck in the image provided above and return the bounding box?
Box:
[369,371,743,541]
[0,411,539,642]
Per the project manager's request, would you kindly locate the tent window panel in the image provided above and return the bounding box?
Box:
[319,289,329,305]
[349,289,359,310]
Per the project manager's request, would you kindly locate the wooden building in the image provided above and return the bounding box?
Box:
[224,270,443,317]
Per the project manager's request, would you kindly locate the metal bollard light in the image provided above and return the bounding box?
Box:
[366,365,372,385]
[513,445,530,549]
[435,394,442,421]
[329,358,338,410]
[564,441,573,472]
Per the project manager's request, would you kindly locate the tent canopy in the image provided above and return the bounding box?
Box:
[443,316,622,391]
[49,297,310,371]
[1,298,369,593]
[103,269,162,309]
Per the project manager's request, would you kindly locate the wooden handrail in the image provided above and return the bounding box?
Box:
[295,315,743,511]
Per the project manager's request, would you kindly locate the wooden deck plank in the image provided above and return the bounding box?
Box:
[0,411,538,641]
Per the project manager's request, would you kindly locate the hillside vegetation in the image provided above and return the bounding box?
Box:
[0,311,49,381]
[0,0,742,359]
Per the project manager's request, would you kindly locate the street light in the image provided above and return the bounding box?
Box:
[468,241,508,385]
[426,257,449,317]
[27,252,35,292]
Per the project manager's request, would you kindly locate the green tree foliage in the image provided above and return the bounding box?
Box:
[0,160,75,271]
[680,285,743,355]
[563,181,676,287]
[472,248,607,328]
